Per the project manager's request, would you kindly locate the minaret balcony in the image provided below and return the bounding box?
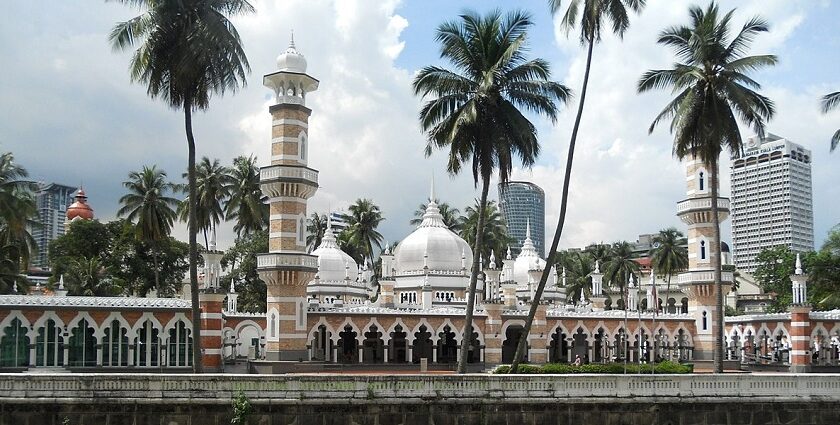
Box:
[260,165,319,199]
[676,196,730,224]
[677,270,734,285]
[257,253,318,272]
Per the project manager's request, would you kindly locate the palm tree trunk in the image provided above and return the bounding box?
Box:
[457,176,490,374]
[509,38,595,373]
[185,101,203,373]
[204,229,209,251]
[710,160,724,374]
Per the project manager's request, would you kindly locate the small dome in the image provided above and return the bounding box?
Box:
[66,188,94,221]
[512,220,545,285]
[394,199,472,274]
[276,34,307,73]
[311,222,358,283]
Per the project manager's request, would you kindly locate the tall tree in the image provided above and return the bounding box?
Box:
[650,228,688,313]
[226,155,267,237]
[344,199,384,265]
[306,212,328,252]
[556,250,595,302]
[0,153,38,272]
[221,230,268,313]
[118,166,179,290]
[110,0,253,372]
[0,245,28,295]
[411,200,460,231]
[414,9,568,373]
[821,92,840,152]
[603,241,640,307]
[64,256,116,296]
[457,200,512,267]
[178,157,231,248]
[509,0,645,372]
[638,2,776,372]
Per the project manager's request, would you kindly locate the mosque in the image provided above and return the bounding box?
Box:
[0,39,837,372]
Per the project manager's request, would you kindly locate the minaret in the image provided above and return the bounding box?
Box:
[257,34,320,361]
[676,158,734,361]
[789,253,811,372]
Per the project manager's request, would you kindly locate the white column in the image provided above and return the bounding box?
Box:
[358,347,364,363]
[383,346,389,363]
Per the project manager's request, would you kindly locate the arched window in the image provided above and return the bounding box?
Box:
[300,134,307,161]
[700,241,707,260]
[270,313,277,338]
[1,318,30,367]
[299,218,305,243]
[68,318,97,367]
[167,321,193,367]
[298,301,305,328]
[102,320,129,367]
[702,311,708,331]
[699,171,705,191]
[36,319,64,367]
[135,320,160,367]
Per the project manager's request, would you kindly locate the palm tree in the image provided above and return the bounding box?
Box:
[226,155,267,237]
[306,212,328,252]
[821,92,840,152]
[65,256,114,296]
[0,153,38,270]
[556,250,595,302]
[0,245,28,294]
[117,166,179,292]
[509,0,645,372]
[650,228,688,313]
[344,199,384,264]
[178,157,232,249]
[604,241,640,306]
[457,200,512,267]
[410,200,460,231]
[414,9,569,373]
[109,0,254,372]
[638,2,776,373]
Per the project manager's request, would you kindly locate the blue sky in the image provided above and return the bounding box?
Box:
[1,0,837,253]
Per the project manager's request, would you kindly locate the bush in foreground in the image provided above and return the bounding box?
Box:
[493,361,693,374]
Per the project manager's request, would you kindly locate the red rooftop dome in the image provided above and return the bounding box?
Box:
[66,188,94,221]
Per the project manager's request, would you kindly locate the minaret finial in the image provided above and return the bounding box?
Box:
[795,253,803,275]
[290,29,296,48]
[430,174,435,204]
[526,218,531,240]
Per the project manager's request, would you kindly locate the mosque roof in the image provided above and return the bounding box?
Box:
[0,295,190,310]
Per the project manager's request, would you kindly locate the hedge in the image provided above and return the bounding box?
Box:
[492,361,693,374]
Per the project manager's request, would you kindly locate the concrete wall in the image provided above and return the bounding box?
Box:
[1,374,839,425]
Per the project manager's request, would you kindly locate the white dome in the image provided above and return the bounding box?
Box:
[512,220,546,285]
[394,200,473,274]
[276,35,307,73]
[311,225,358,282]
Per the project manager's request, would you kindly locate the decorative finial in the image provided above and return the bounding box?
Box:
[629,274,636,288]
[562,267,567,287]
[58,275,65,290]
[430,174,435,204]
[210,227,217,251]
[506,246,512,260]
[344,261,350,279]
[327,212,332,231]
[526,218,531,240]
[795,253,803,275]
[289,29,296,48]
[594,260,600,274]
[229,279,235,294]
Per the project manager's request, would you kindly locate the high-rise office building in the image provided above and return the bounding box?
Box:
[730,134,814,273]
[31,183,76,269]
[498,181,545,257]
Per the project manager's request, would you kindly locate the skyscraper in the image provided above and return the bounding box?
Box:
[31,183,76,269]
[498,181,545,257]
[730,133,814,273]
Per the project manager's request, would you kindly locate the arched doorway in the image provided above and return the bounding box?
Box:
[437,326,457,364]
[549,328,568,363]
[311,325,332,361]
[363,325,384,363]
[412,325,433,364]
[593,328,607,363]
[389,325,407,363]
[0,318,29,367]
[571,328,589,362]
[502,325,526,364]
[338,325,358,363]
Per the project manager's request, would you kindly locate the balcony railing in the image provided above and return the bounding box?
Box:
[260,165,319,185]
[677,270,734,285]
[676,197,730,214]
[257,253,318,270]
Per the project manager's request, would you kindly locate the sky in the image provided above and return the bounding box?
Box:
[1,0,838,253]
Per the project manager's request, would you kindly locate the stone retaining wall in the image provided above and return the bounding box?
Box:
[1,374,839,424]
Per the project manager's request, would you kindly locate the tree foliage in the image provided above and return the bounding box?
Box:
[221,230,267,313]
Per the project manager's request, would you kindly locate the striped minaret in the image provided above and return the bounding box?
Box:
[676,158,734,361]
[789,254,811,372]
[257,35,320,361]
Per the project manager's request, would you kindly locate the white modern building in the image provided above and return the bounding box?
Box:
[730,133,814,273]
